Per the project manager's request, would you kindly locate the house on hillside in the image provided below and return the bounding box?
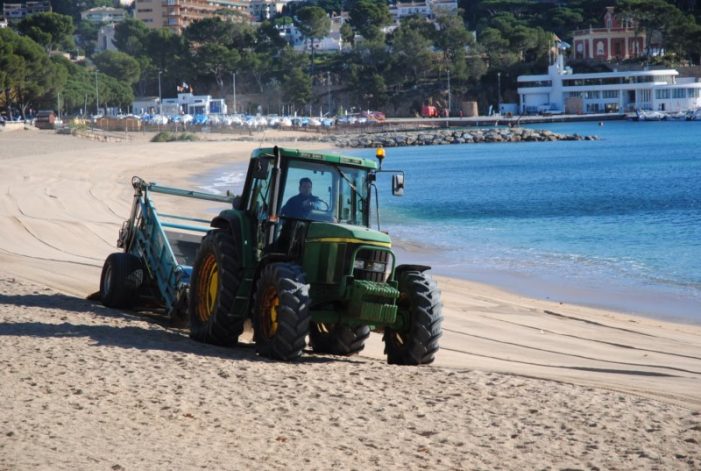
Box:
[281,14,346,52]
[388,0,457,21]
[2,1,51,23]
[97,23,118,52]
[571,6,655,61]
[81,6,128,23]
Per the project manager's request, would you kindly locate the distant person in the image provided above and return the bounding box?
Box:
[281,177,318,219]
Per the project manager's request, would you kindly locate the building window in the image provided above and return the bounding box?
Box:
[602,90,619,99]
[519,80,552,88]
[584,91,600,99]
[688,88,700,98]
[639,90,652,102]
[655,89,670,99]
[672,88,685,99]
[596,41,604,56]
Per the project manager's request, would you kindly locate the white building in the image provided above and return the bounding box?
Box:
[281,14,345,52]
[133,93,227,115]
[389,0,457,21]
[2,1,50,22]
[517,54,701,114]
[389,1,431,20]
[97,23,118,52]
[81,6,128,23]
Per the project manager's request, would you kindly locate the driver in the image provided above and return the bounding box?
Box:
[281,177,318,219]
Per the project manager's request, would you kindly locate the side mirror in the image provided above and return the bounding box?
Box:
[392,174,404,196]
[252,159,270,179]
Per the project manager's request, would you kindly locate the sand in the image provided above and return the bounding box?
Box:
[1,127,700,469]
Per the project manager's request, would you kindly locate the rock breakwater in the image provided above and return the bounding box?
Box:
[316,127,598,148]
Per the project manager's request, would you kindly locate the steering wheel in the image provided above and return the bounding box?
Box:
[312,198,330,211]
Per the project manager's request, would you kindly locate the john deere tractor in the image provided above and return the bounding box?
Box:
[187,147,443,364]
[102,146,442,365]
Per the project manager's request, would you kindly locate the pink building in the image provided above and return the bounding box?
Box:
[572,7,645,61]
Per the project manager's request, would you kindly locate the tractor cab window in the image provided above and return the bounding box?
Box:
[280,160,369,226]
[246,158,273,219]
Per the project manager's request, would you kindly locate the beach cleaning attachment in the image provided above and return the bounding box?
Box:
[102,175,234,319]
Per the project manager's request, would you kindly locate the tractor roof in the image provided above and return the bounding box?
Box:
[251,147,378,170]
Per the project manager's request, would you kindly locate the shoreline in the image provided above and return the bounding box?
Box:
[0,127,696,328]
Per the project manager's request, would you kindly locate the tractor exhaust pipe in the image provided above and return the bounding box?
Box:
[267,146,283,245]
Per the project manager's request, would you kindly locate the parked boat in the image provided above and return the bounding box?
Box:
[635,110,666,121]
[686,108,701,121]
[664,111,687,121]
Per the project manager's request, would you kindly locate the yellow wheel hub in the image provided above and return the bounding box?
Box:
[197,254,218,322]
[260,286,280,338]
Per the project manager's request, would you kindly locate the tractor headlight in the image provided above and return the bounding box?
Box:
[352,249,393,282]
[353,259,386,273]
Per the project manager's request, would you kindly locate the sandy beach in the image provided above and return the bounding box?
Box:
[1,127,700,469]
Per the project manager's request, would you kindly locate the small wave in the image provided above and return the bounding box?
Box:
[198,171,246,195]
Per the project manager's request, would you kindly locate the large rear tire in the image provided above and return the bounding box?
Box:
[309,323,370,356]
[384,271,443,365]
[100,252,144,309]
[189,229,245,346]
[252,263,310,361]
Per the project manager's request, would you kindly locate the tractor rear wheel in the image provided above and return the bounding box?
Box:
[384,271,443,365]
[189,229,245,346]
[309,323,370,356]
[100,252,144,309]
[252,262,310,361]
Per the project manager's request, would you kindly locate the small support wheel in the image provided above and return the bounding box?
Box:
[99,252,144,309]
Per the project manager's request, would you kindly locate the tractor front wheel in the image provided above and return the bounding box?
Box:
[384,271,443,365]
[100,252,144,309]
[252,262,310,361]
[309,323,370,356]
[189,229,244,346]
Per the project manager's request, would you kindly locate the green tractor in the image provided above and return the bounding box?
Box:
[188,146,443,364]
[101,145,442,365]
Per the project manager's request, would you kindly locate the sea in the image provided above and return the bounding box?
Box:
[197,120,701,324]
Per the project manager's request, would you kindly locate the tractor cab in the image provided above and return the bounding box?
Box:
[241,148,374,225]
[239,147,381,257]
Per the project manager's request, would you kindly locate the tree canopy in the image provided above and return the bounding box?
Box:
[17,12,76,52]
[1,0,700,118]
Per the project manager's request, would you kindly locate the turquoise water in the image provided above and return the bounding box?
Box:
[201,120,701,322]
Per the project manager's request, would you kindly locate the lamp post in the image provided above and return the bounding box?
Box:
[95,70,99,115]
[232,72,237,114]
[497,72,502,115]
[447,69,451,118]
[158,70,162,115]
[327,70,331,115]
